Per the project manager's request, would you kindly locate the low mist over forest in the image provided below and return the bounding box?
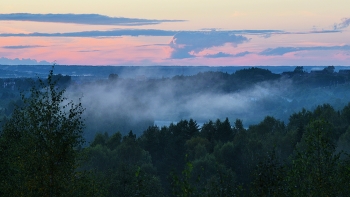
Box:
[1,66,350,141]
[2,66,350,196]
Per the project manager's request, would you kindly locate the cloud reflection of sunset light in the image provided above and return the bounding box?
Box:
[0,0,350,66]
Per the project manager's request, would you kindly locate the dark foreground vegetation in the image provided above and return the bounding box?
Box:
[83,104,350,196]
[1,67,350,196]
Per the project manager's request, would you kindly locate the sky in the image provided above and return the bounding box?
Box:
[0,0,349,66]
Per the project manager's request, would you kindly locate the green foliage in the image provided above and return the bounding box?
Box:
[286,120,340,196]
[90,132,109,147]
[233,119,245,133]
[337,126,350,154]
[3,70,350,196]
[83,130,163,197]
[0,69,93,196]
[341,102,350,125]
[201,118,233,144]
[251,148,286,197]
[249,116,285,136]
[106,131,122,150]
[213,142,238,170]
[171,161,195,197]
[185,137,210,160]
[215,118,233,143]
[200,120,216,144]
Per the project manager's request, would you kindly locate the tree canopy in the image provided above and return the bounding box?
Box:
[0,69,95,196]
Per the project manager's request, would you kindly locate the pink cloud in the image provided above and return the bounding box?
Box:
[1,37,170,65]
[1,31,350,66]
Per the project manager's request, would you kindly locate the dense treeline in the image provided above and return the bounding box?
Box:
[2,66,350,137]
[145,65,350,94]
[2,68,350,196]
[83,102,350,196]
[82,66,350,138]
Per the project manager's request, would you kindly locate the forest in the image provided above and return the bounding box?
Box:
[1,66,350,196]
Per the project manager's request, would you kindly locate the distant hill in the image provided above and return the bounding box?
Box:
[1,64,350,80]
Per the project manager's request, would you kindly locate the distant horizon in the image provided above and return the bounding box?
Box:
[2,64,350,80]
[1,63,350,67]
[1,64,350,67]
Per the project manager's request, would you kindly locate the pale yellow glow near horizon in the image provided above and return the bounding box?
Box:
[1,0,349,30]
